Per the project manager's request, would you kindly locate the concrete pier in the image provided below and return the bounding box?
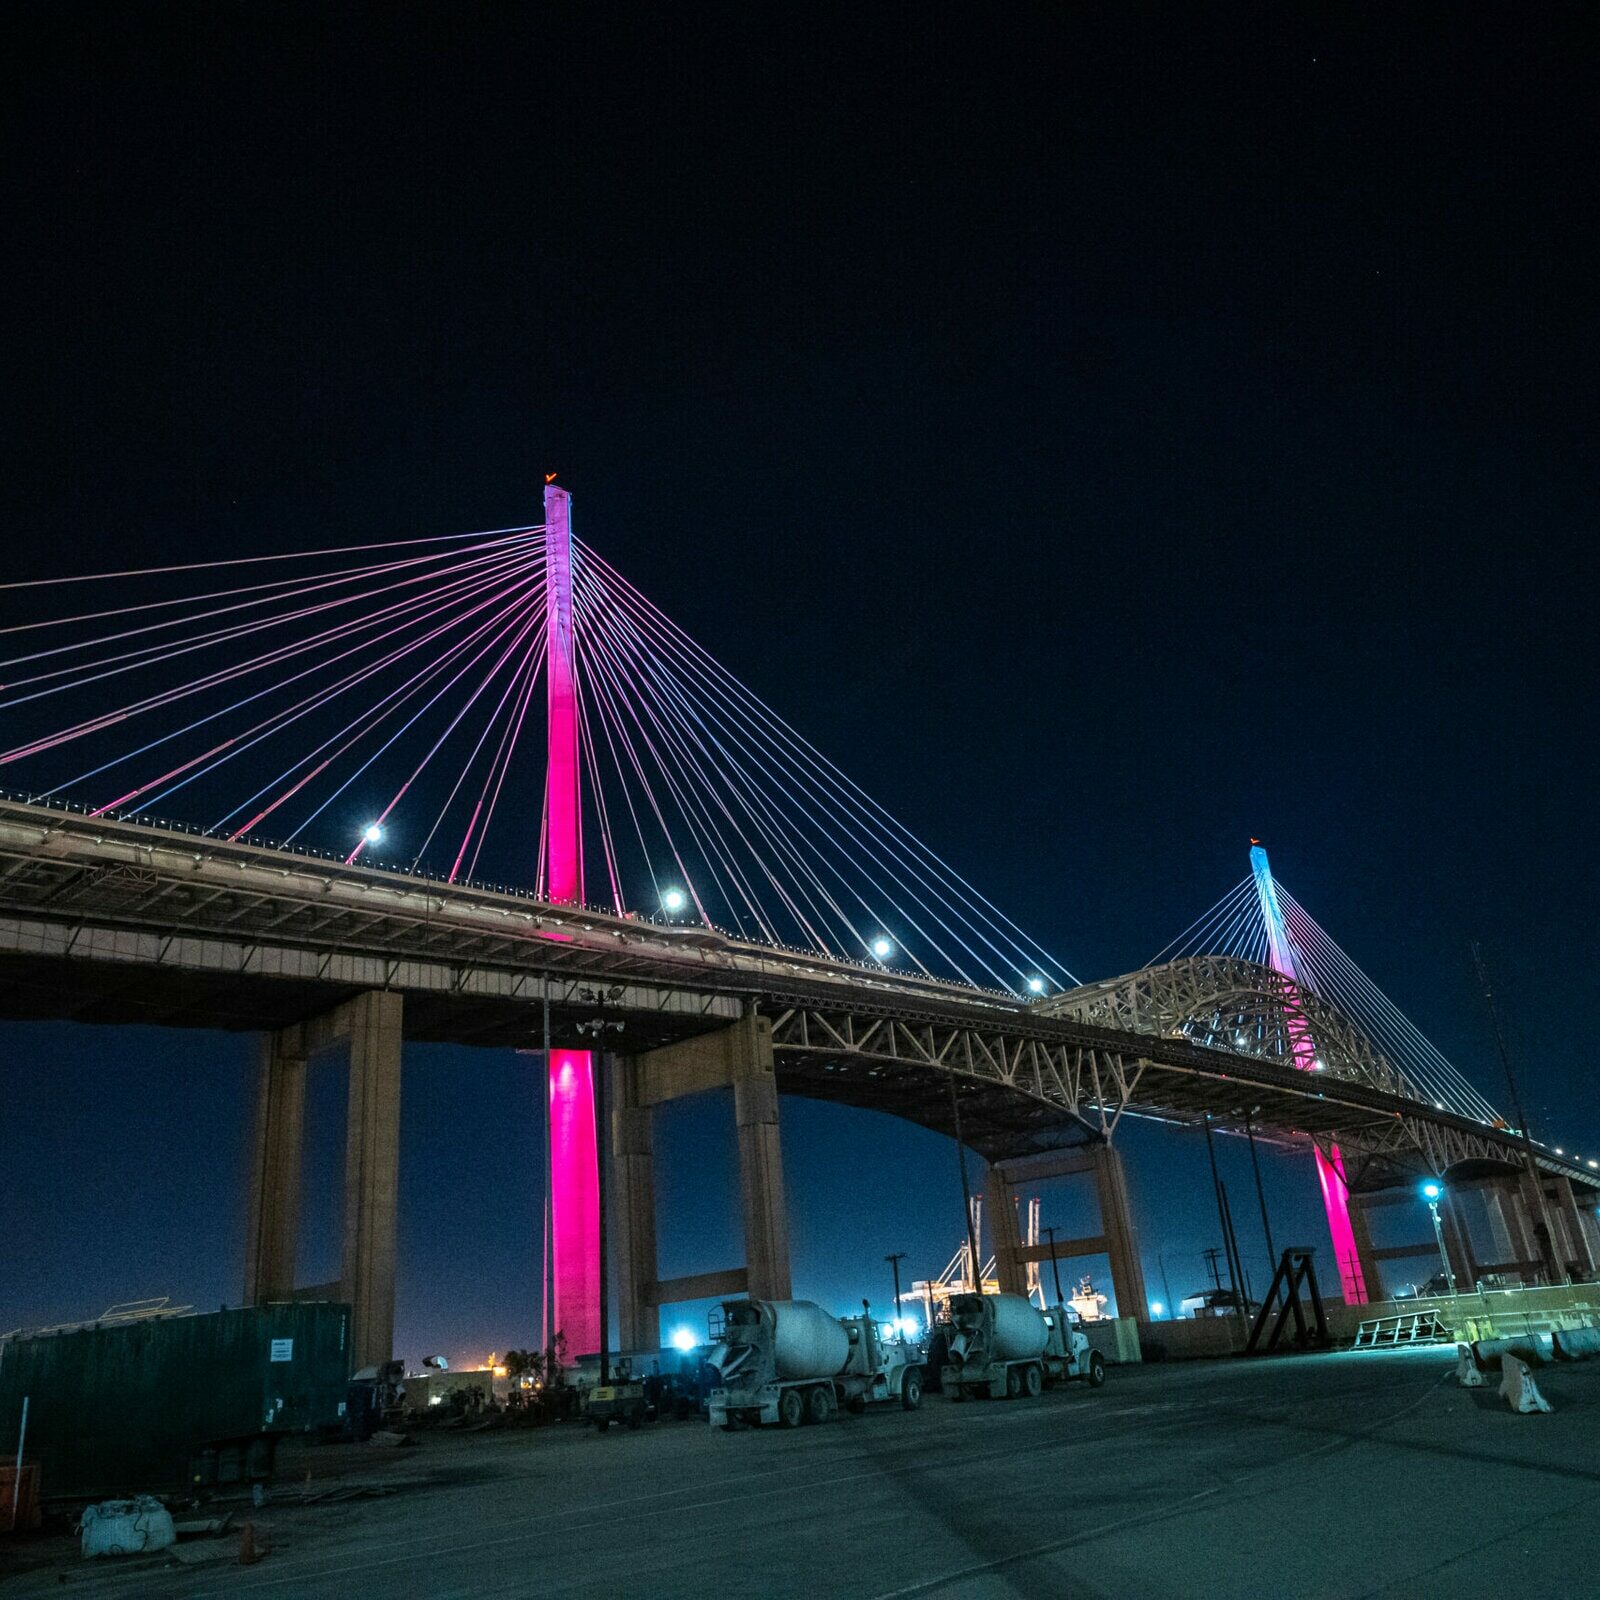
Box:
[986,1143,1148,1318]
[609,1011,792,1348]
[244,990,403,1370]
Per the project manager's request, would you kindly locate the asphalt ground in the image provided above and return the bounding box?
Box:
[3,1347,1598,1599]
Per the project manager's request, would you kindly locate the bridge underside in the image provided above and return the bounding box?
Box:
[0,940,1449,1173]
[0,944,717,1053]
[0,944,1093,1161]
[0,931,1587,1197]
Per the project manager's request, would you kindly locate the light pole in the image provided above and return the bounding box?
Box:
[1042,1225,1066,1307]
[1421,1181,1458,1296]
[885,1252,907,1332]
[946,1075,981,1291]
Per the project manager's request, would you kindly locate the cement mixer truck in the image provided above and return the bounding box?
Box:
[707,1299,925,1429]
[941,1292,1105,1401]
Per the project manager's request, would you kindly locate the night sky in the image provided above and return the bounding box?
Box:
[2,5,1596,1360]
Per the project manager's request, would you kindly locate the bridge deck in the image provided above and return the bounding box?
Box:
[0,797,1590,1188]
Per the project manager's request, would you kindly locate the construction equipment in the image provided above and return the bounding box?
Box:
[941,1292,1104,1401]
[584,1359,651,1433]
[707,1300,924,1430]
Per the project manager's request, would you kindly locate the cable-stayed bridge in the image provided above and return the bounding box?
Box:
[1,483,1594,1363]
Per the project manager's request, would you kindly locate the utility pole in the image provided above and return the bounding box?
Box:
[946,1075,981,1291]
[1203,1118,1244,1315]
[1202,1247,1226,1297]
[1244,1108,1278,1274]
[1473,943,1565,1285]
[885,1253,907,1330]
[1042,1225,1067,1307]
[1219,1177,1249,1311]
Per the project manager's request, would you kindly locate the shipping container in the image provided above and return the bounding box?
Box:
[0,1302,350,1502]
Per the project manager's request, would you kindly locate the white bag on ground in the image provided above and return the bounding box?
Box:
[80,1496,177,1557]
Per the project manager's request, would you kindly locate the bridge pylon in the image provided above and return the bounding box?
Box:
[542,481,603,1359]
[1250,843,1369,1304]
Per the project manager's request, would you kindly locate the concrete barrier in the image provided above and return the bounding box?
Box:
[1455,1344,1486,1388]
[1554,1327,1600,1361]
[1136,1316,1247,1361]
[1498,1354,1552,1414]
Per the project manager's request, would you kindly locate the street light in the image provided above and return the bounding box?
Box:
[661,887,687,914]
[363,823,384,845]
[1150,1300,1165,1319]
[1026,977,1046,995]
[871,936,894,961]
[1042,1225,1067,1307]
[1420,1180,1458,1296]
[885,1251,907,1334]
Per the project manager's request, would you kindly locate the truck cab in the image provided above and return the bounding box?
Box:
[835,1313,925,1415]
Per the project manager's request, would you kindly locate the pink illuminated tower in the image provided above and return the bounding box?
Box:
[544,481,602,1355]
[1250,844,1368,1304]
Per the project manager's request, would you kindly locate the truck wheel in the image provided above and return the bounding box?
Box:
[805,1385,832,1425]
[846,1394,867,1416]
[901,1370,923,1411]
[778,1388,805,1429]
[1005,1366,1023,1400]
[1023,1363,1043,1399]
[1088,1353,1106,1389]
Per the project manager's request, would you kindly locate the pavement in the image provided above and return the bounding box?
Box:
[2,1347,1599,1599]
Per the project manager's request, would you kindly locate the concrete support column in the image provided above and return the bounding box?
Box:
[985,1143,1147,1319]
[1440,1192,1479,1290]
[1483,1185,1527,1272]
[733,1015,791,1302]
[609,1056,659,1352]
[1346,1196,1385,1303]
[1518,1174,1564,1284]
[1576,1193,1600,1269]
[985,1165,1027,1295]
[339,991,404,1371]
[1482,1180,1553,1284]
[1092,1146,1148,1321]
[1504,1184,1542,1282]
[1528,1176,1595,1279]
[244,1027,307,1305]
